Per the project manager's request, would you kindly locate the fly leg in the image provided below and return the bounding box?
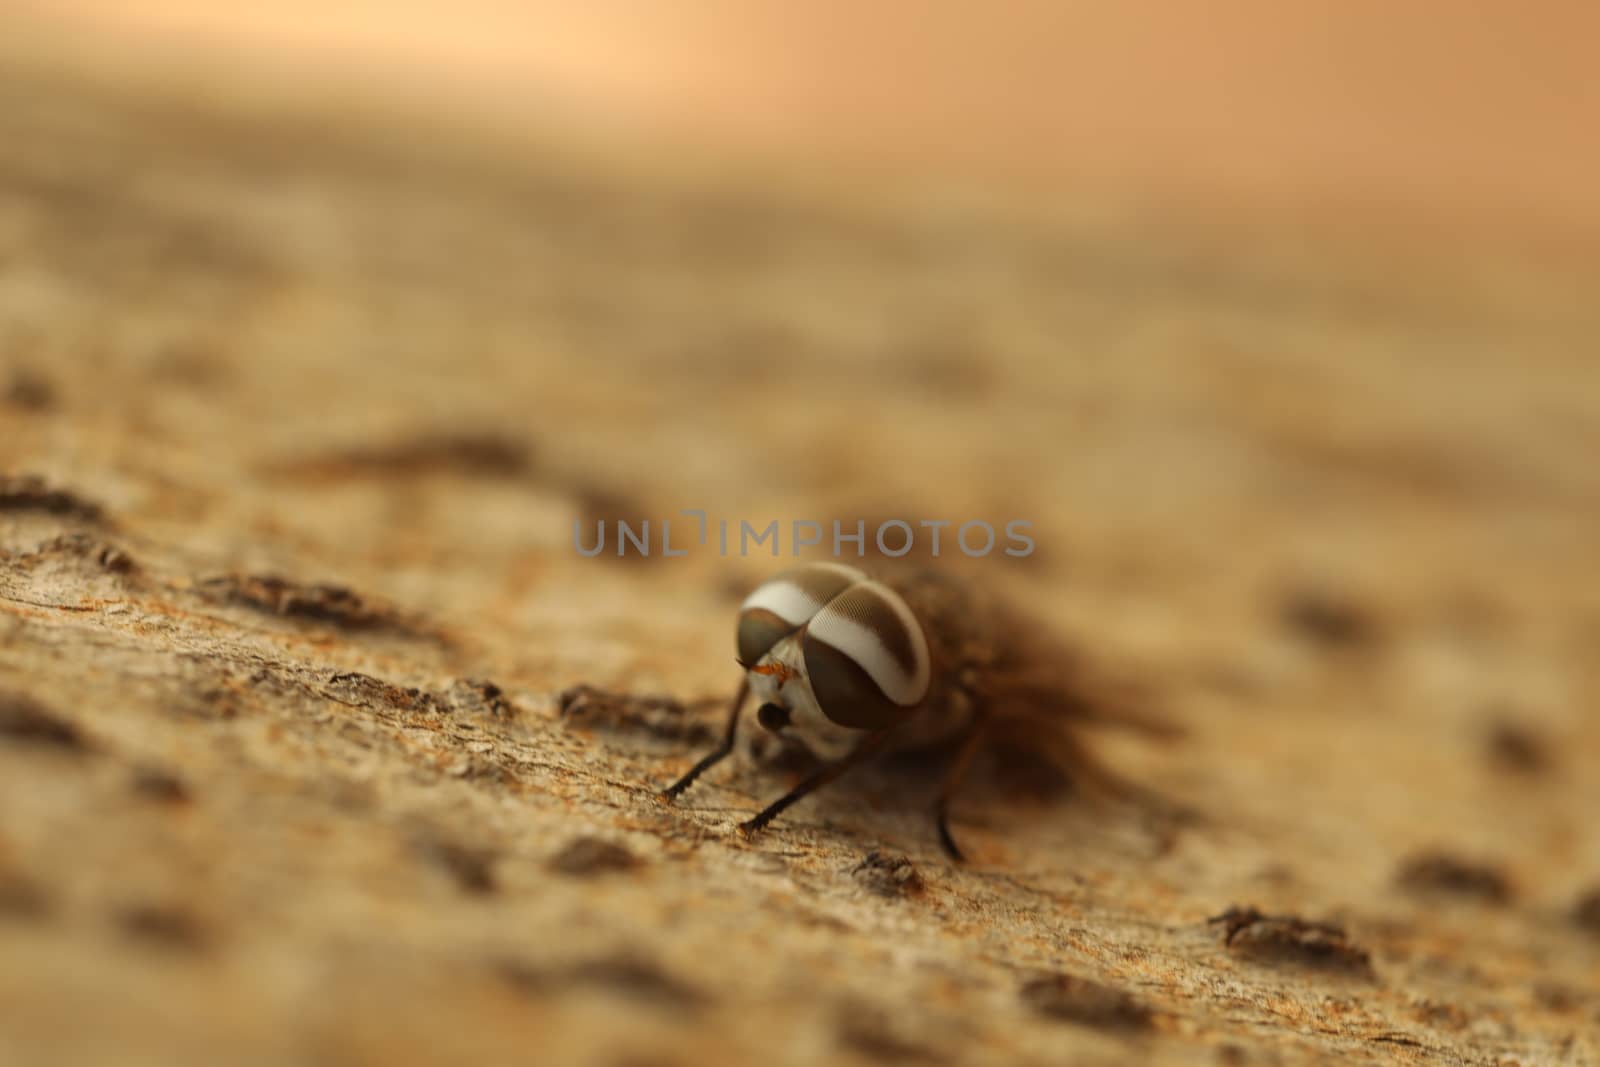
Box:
[934,714,988,861]
[658,677,748,802]
[738,727,895,837]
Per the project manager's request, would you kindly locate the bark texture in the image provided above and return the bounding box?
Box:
[2,53,1599,1067]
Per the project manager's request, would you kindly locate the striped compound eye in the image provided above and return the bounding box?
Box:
[737,563,932,730]
[736,562,865,666]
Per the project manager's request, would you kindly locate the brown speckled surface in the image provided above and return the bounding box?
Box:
[2,53,1599,1067]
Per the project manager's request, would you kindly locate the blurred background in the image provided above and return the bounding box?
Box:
[21,1,1600,247]
[3,4,1598,1065]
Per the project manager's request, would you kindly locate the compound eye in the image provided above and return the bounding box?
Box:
[736,609,793,670]
[802,581,931,730]
[736,562,867,665]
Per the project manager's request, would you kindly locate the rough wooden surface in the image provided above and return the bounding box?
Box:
[3,57,1599,1067]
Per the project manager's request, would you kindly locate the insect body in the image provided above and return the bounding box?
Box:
[659,562,1108,859]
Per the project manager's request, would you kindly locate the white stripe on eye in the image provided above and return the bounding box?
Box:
[741,581,828,625]
[807,582,930,706]
[739,563,867,626]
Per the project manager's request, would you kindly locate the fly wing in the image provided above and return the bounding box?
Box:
[883,564,1179,799]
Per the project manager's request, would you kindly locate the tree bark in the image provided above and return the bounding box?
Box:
[2,52,1597,1067]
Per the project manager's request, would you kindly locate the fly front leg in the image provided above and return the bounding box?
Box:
[658,677,749,802]
[738,726,895,838]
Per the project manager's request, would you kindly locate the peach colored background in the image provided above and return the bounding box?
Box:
[22,2,1600,246]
